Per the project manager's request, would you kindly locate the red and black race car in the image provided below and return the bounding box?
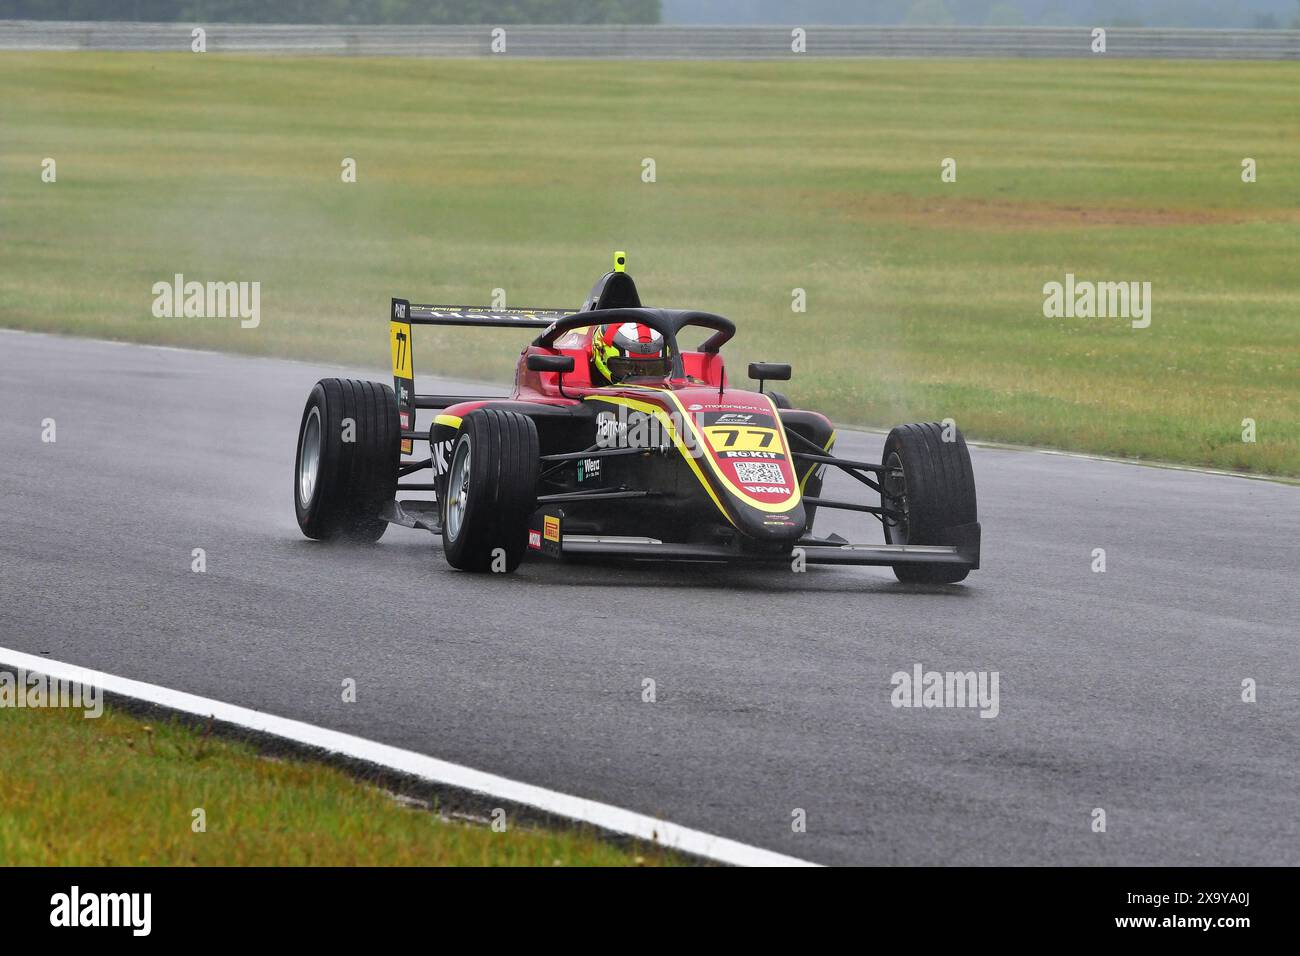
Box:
[294,254,980,583]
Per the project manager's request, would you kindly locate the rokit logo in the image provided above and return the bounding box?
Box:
[528,529,542,550]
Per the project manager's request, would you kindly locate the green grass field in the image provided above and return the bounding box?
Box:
[0,703,679,865]
[1,53,1296,474]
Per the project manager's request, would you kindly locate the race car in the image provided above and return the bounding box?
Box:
[293,253,980,583]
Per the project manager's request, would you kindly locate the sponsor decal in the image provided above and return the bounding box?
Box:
[528,529,542,550]
[595,407,671,452]
[733,461,787,486]
[588,393,796,515]
[432,438,453,475]
[398,409,413,456]
[713,437,797,504]
[686,402,763,413]
[699,411,775,428]
[390,322,413,378]
[392,317,414,455]
[414,306,576,322]
[543,515,561,542]
[704,425,779,453]
[595,411,625,446]
[577,457,602,483]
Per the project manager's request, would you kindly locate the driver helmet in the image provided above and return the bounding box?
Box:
[590,322,671,384]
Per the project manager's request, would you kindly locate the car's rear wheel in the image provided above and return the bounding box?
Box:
[295,378,399,542]
[880,422,977,584]
[441,408,539,573]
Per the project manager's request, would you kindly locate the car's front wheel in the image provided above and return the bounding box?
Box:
[441,408,539,573]
[881,422,977,584]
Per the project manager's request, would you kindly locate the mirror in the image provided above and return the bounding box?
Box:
[748,362,791,382]
[527,354,575,374]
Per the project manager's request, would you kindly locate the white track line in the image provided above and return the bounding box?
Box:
[0,648,817,867]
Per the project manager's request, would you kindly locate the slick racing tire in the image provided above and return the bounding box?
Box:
[768,390,793,410]
[881,422,977,584]
[441,408,540,573]
[295,378,400,542]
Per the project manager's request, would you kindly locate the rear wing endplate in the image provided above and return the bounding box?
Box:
[388,297,581,454]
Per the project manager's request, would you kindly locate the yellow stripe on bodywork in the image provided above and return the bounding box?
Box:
[584,395,735,527]
[434,414,462,429]
[623,386,802,514]
[800,430,837,492]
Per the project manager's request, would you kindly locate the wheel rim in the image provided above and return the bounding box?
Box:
[446,437,471,541]
[298,406,322,507]
[881,450,909,543]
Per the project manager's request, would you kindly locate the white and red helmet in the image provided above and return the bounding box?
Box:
[590,322,671,384]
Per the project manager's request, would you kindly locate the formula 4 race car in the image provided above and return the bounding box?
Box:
[293,254,980,583]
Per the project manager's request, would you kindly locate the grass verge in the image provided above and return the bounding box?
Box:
[0,701,682,866]
[1,54,1296,474]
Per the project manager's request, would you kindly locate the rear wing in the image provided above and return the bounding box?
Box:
[389,297,581,454]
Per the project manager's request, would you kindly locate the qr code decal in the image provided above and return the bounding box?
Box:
[734,461,786,485]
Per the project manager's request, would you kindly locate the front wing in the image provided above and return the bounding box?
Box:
[531,507,981,571]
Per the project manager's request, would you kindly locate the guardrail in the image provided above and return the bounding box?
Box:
[3,21,1300,59]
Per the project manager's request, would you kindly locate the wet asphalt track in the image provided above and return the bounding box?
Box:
[1,329,1297,866]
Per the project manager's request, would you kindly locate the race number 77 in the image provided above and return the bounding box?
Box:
[706,427,777,451]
